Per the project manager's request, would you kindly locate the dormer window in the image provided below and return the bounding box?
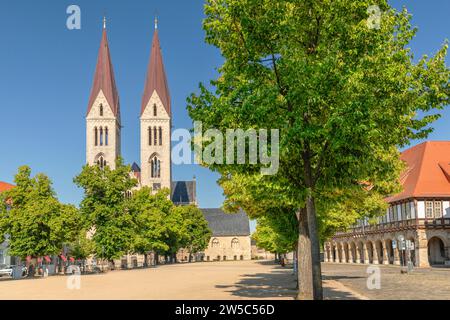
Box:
[100,104,104,117]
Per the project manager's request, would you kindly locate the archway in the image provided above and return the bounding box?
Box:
[350,242,357,263]
[358,242,364,263]
[375,240,383,264]
[366,242,374,264]
[343,243,350,263]
[407,237,416,266]
[385,239,394,264]
[428,237,446,265]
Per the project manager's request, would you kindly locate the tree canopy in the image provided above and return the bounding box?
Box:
[188,0,449,299]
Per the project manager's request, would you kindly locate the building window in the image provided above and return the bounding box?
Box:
[99,127,103,146]
[150,156,160,178]
[153,127,157,145]
[153,104,157,116]
[223,256,227,261]
[96,156,106,170]
[99,104,103,116]
[148,127,152,146]
[426,201,434,219]
[159,127,162,146]
[434,201,443,218]
[152,183,161,191]
[94,127,98,146]
[388,207,393,222]
[231,238,239,249]
[105,127,108,146]
[212,238,220,248]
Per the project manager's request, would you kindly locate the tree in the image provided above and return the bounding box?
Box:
[188,0,449,299]
[252,215,297,255]
[74,158,137,264]
[129,187,172,265]
[0,166,81,260]
[173,205,212,261]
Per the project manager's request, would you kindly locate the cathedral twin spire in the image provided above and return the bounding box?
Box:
[87,17,169,119]
[86,17,171,191]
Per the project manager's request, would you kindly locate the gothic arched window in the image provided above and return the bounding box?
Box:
[148,127,152,146]
[105,127,109,146]
[150,159,155,178]
[94,127,98,146]
[96,156,106,170]
[99,127,103,146]
[212,238,220,248]
[157,159,161,178]
[153,104,157,117]
[231,238,239,249]
[99,104,104,116]
[153,127,157,145]
[159,127,162,145]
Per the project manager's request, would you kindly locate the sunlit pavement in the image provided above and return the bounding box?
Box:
[322,262,450,300]
[0,260,297,300]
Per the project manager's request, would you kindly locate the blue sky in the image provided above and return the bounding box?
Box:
[0,0,448,216]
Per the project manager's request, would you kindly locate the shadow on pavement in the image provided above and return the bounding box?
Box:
[216,267,297,299]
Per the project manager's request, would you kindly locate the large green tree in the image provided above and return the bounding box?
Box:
[129,187,173,265]
[188,0,449,299]
[74,158,137,264]
[0,166,81,259]
[173,205,212,261]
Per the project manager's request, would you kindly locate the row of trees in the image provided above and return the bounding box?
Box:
[187,0,449,300]
[0,161,212,268]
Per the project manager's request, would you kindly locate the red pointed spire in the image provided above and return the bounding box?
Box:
[87,22,120,117]
[141,24,171,116]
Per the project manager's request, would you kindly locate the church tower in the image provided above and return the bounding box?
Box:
[86,19,121,170]
[140,19,172,191]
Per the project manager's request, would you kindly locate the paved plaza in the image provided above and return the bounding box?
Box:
[1,260,449,300]
[322,262,450,300]
[0,260,298,300]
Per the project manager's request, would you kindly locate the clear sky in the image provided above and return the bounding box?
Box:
[0,0,448,215]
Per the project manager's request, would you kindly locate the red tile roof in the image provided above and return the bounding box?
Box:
[141,29,171,116]
[87,27,120,117]
[0,181,14,193]
[387,141,450,202]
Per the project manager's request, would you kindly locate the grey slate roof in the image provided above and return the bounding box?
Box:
[131,162,141,173]
[201,208,250,237]
[171,181,196,205]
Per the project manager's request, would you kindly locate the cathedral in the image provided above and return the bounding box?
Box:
[85,19,195,205]
[84,19,251,265]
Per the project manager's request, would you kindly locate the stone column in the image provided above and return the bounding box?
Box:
[382,242,389,265]
[362,243,369,264]
[324,244,329,262]
[393,247,401,265]
[416,230,430,267]
[339,245,345,263]
[372,244,380,265]
[348,246,354,263]
[355,244,361,263]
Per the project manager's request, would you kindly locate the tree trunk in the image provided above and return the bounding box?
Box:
[143,253,148,268]
[297,207,314,300]
[306,194,323,300]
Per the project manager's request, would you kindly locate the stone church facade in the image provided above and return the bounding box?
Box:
[325,141,450,268]
[85,20,250,267]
